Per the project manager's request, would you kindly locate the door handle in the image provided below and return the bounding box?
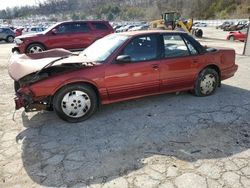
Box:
[152,64,159,69]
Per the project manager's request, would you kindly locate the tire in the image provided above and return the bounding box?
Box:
[229,36,235,41]
[6,35,14,43]
[195,29,203,38]
[53,84,98,122]
[26,43,45,54]
[194,68,219,97]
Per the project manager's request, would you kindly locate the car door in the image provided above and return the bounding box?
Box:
[46,23,75,50]
[69,22,94,49]
[105,34,160,101]
[159,34,203,92]
[0,28,4,39]
[90,22,113,40]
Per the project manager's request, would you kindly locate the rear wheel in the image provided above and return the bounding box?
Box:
[26,43,45,54]
[194,29,203,38]
[194,68,219,97]
[53,84,98,122]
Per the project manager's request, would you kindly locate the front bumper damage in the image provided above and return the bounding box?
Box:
[14,91,53,112]
[12,47,20,54]
[14,94,25,110]
[14,89,34,111]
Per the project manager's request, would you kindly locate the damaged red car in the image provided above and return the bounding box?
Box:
[8,31,238,122]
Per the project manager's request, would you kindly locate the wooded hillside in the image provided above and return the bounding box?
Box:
[0,0,249,20]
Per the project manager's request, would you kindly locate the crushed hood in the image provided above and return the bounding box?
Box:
[8,48,92,81]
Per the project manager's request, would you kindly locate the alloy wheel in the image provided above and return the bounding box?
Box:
[29,46,44,53]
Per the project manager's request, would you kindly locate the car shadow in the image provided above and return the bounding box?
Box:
[17,84,250,187]
[0,41,11,45]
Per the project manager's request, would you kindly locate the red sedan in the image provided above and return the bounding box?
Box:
[9,31,238,122]
[227,28,248,42]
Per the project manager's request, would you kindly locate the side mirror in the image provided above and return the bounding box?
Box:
[51,29,58,35]
[116,55,131,63]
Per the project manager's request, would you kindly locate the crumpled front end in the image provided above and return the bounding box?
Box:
[14,86,33,110]
[8,48,73,81]
[8,48,98,113]
[14,86,52,112]
[14,94,25,110]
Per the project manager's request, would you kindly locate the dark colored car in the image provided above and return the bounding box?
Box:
[12,20,114,54]
[224,21,248,31]
[227,28,248,42]
[0,27,15,43]
[216,21,233,30]
[9,31,238,122]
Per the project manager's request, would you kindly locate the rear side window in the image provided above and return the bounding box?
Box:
[183,38,198,55]
[0,28,3,32]
[163,35,189,58]
[91,22,109,30]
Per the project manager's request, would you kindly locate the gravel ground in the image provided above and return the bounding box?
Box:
[0,28,250,188]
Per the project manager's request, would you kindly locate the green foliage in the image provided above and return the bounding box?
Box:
[95,4,121,20]
[219,10,228,19]
[120,7,145,20]
[71,13,80,20]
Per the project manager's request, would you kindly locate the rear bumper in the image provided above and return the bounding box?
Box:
[221,64,238,80]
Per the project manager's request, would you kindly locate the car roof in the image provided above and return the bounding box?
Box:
[116,30,186,36]
[58,20,109,24]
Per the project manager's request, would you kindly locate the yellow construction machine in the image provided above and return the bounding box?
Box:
[150,11,203,38]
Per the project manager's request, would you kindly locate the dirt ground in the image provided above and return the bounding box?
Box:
[0,27,250,188]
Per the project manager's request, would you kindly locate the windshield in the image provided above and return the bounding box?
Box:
[80,34,129,62]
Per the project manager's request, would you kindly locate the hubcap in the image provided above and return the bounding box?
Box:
[61,90,91,118]
[29,46,44,53]
[200,74,216,95]
[8,37,14,42]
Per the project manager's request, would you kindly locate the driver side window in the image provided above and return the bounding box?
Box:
[122,35,158,62]
[56,23,73,34]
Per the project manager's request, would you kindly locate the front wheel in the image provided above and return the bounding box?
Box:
[26,43,45,54]
[53,84,98,122]
[194,68,219,97]
[6,36,14,43]
[229,36,235,41]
